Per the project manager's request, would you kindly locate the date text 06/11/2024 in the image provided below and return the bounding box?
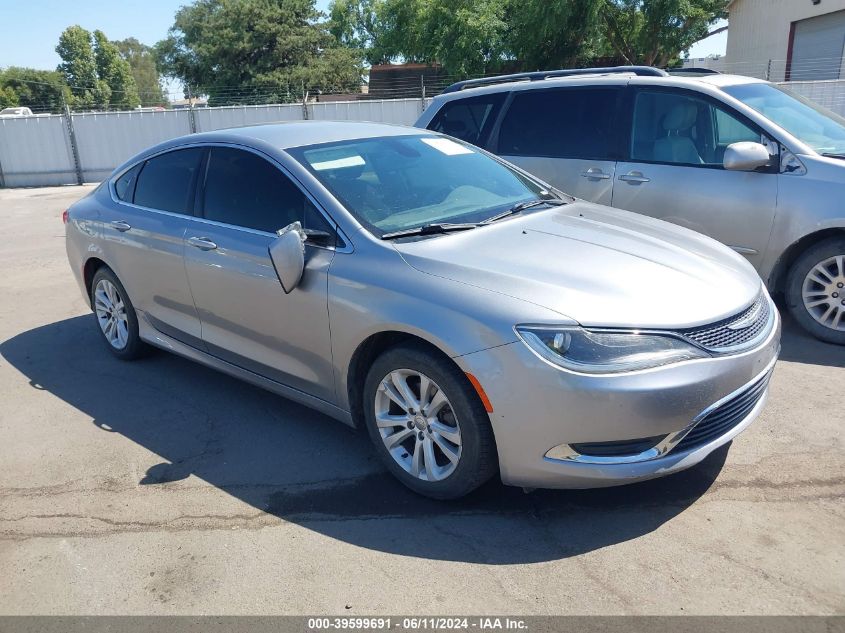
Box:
[307,617,529,630]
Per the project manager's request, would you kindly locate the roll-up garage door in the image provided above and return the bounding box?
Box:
[790,9,845,80]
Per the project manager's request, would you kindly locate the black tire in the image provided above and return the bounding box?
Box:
[784,236,845,345]
[90,267,147,360]
[363,343,498,499]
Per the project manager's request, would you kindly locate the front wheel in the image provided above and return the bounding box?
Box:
[785,237,845,345]
[363,344,497,499]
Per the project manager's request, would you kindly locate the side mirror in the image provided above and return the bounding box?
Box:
[269,222,306,294]
[723,142,771,171]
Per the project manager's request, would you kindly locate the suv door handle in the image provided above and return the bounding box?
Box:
[619,172,650,184]
[580,168,611,180]
[187,236,218,251]
[110,220,131,232]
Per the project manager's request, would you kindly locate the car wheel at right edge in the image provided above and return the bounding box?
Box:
[785,237,845,345]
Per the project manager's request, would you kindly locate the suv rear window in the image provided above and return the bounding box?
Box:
[428,93,505,147]
[497,87,620,160]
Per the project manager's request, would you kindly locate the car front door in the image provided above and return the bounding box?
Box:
[494,86,623,204]
[103,147,205,346]
[182,146,338,402]
[611,87,779,270]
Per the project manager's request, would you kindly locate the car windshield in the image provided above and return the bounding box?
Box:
[289,135,546,236]
[723,82,845,156]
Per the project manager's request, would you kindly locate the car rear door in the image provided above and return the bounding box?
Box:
[102,147,205,346]
[182,145,338,402]
[611,87,779,270]
[492,85,623,204]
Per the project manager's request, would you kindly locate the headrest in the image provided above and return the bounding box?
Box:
[662,102,698,131]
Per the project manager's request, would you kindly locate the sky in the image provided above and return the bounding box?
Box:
[0,0,726,88]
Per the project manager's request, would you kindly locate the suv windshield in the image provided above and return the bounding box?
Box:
[723,83,845,156]
[289,135,547,236]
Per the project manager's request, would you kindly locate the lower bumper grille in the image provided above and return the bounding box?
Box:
[571,435,668,458]
[675,370,772,452]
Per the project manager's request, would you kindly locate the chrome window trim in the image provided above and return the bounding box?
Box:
[546,353,778,465]
[107,141,354,254]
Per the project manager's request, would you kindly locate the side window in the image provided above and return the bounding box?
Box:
[497,88,620,160]
[113,163,141,202]
[134,148,204,213]
[631,91,762,167]
[428,93,505,147]
[203,147,328,235]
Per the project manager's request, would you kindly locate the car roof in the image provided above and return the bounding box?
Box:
[185,120,424,150]
[434,71,768,102]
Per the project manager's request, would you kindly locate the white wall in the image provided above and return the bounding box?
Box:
[0,98,429,188]
[725,0,845,80]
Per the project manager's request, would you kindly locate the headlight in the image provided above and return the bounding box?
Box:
[515,326,709,374]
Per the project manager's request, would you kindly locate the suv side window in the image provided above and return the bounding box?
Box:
[631,90,763,167]
[428,93,505,147]
[133,148,205,213]
[497,87,621,160]
[202,147,333,235]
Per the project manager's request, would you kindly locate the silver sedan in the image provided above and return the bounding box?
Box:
[65,122,781,499]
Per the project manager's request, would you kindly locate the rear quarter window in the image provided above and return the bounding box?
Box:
[428,93,506,148]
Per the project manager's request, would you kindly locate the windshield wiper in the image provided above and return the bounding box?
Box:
[380,222,479,240]
[822,152,845,159]
[480,197,567,225]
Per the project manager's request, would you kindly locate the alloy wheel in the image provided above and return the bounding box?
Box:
[801,255,845,332]
[374,369,462,482]
[94,278,130,349]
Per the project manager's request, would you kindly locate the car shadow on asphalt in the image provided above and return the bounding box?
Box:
[775,306,845,368]
[2,315,740,564]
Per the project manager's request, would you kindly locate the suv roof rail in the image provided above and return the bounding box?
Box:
[666,67,721,75]
[441,66,669,94]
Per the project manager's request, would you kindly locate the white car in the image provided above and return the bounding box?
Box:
[0,107,33,117]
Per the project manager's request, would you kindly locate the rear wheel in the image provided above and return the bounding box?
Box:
[363,344,497,499]
[90,267,147,359]
[785,237,845,345]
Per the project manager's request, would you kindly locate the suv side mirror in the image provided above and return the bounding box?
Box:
[723,142,772,171]
[269,222,306,293]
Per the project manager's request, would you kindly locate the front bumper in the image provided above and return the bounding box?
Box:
[455,301,781,489]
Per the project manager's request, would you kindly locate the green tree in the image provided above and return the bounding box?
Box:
[56,25,110,108]
[114,38,167,106]
[601,0,729,66]
[506,0,605,70]
[350,0,508,75]
[93,30,141,108]
[0,67,70,112]
[155,0,363,104]
[328,0,389,65]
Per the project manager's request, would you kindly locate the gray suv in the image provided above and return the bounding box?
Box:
[417,67,845,344]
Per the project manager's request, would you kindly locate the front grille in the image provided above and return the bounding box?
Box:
[678,293,771,351]
[675,370,772,452]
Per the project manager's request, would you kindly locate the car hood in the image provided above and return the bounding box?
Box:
[393,202,762,329]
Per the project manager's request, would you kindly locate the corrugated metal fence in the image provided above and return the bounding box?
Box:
[1,80,843,189]
[0,97,427,188]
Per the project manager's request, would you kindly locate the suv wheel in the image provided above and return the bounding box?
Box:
[90,267,147,359]
[785,237,845,345]
[363,344,497,499]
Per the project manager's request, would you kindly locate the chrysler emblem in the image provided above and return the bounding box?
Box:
[727,303,762,330]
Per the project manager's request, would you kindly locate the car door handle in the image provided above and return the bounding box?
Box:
[580,168,611,180]
[187,236,218,251]
[619,172,650,184]
[110,220,131,232]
